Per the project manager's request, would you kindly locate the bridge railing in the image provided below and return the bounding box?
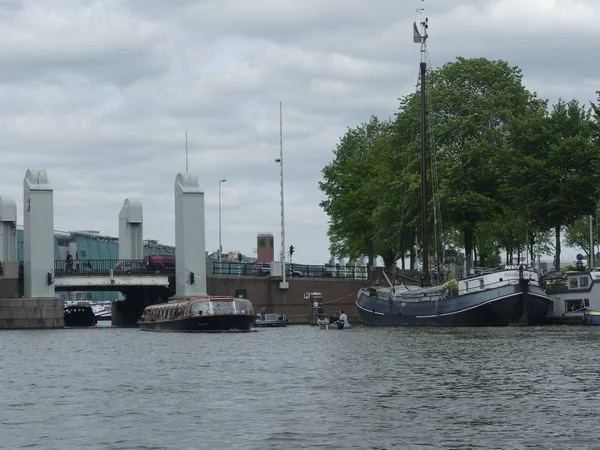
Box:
[54,259,175,276]
[212,262,369,279]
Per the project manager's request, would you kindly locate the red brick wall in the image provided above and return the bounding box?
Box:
[207,275,371,323]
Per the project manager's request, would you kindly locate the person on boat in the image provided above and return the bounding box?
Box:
[328,311,339,324]
[339,310,351,328]
[260,307,267,319]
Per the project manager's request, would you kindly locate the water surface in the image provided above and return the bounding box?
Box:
[1,325,598,449]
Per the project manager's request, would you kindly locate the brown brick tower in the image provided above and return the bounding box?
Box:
[256,233,274,263]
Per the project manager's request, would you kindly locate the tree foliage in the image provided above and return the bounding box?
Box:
[319,57,600,275]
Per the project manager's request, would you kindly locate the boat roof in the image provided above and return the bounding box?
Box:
[145,296,252,309]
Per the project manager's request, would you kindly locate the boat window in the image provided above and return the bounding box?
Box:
[479,279,484,289]
[189,300,210,315]
[264,314,279,321]
[585,298,590,307]
[579,277,589,288]
[565,299,586,312]
[234,299,253,314]
[569,277,578,289]
[211,299,234,314]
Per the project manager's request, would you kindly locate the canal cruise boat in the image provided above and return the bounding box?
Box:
[138,296,256,332]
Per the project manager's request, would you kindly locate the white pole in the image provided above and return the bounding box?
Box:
[280,101,286,286]
[219,179,226,263]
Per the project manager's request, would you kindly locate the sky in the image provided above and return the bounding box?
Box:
[0,0,598,265]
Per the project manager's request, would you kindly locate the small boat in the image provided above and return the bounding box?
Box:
[91,303,112,321]
[254,313,288,327]
[64,302,97,327]
[138,296,256,332]
[584,310,600,325]
[317,318,345,330]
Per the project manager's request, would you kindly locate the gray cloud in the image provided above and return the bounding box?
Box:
[0,0,597,265]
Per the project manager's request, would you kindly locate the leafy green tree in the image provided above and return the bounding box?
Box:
[427,57,540,272]
[565,215,600,266]
[369,93,422,268]
[319,116,392,265]
[508,99,600,268]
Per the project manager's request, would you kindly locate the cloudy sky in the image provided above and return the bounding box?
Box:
[0,0,598,265]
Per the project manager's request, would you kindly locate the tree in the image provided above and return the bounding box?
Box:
[508,99,600,268]
[368,93,422,269]
[427,57,540,272]
[319,116,392,265]
[565,215,599,266]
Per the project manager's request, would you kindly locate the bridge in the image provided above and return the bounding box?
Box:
[1,169,372,329]
[51,259,368,291]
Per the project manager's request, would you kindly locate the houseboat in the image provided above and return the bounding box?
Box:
[542,269,600,325]
[138,296,256,332]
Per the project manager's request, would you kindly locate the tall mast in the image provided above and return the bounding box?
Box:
[415,1,429,279]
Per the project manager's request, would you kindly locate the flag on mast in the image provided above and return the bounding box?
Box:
[413,21,422,43]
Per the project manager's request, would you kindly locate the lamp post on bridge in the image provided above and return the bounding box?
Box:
[218,179,227,263]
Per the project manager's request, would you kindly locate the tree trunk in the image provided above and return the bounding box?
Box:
[464,225,474,274]
[366,239,374,267]
[528,234,535,263]
[400,242,406,270]
[517,248,521,264]
[410,246,416,271]
[555,225,561,270]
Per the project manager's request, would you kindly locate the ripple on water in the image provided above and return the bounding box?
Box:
[1,325,600,449]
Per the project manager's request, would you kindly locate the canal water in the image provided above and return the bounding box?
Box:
[1,324,599,449]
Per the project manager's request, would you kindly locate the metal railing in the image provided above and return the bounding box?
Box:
[212,262,369,279]
[51,259,369,279]
[54,259,175,276]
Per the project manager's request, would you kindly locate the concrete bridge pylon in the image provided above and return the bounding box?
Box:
[23,169,55,298]
[0,196,17,263]
[174,173,206,298]
[118,198,143,261]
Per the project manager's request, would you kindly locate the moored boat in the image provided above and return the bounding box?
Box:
[91,302,112,321]
[254,313,288,327]
[317,318,345,330]
[583,310,600,325]
[541,269,600,325]
[64,302,97,327]
[357,265,551,326]
[138,296,256,332]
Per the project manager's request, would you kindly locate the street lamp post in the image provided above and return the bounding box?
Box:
[218,179,227,263]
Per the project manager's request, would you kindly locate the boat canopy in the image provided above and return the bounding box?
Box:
[141,296,254,321]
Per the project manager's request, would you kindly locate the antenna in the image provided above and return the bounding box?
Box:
[416,0,429,65]
[185,131,189,173]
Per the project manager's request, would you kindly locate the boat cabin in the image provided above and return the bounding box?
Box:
[141,296,254,322]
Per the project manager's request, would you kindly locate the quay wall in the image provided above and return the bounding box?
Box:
[0,297,64,329]
[207,275,371,324]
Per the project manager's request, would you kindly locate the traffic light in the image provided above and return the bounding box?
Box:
[47,272,54,285]
[238,253,243,263]
[190,271,195,284]
[289,245,295,257]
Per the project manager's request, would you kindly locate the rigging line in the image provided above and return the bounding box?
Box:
[322,291,361,305]
[424,47,443,270]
